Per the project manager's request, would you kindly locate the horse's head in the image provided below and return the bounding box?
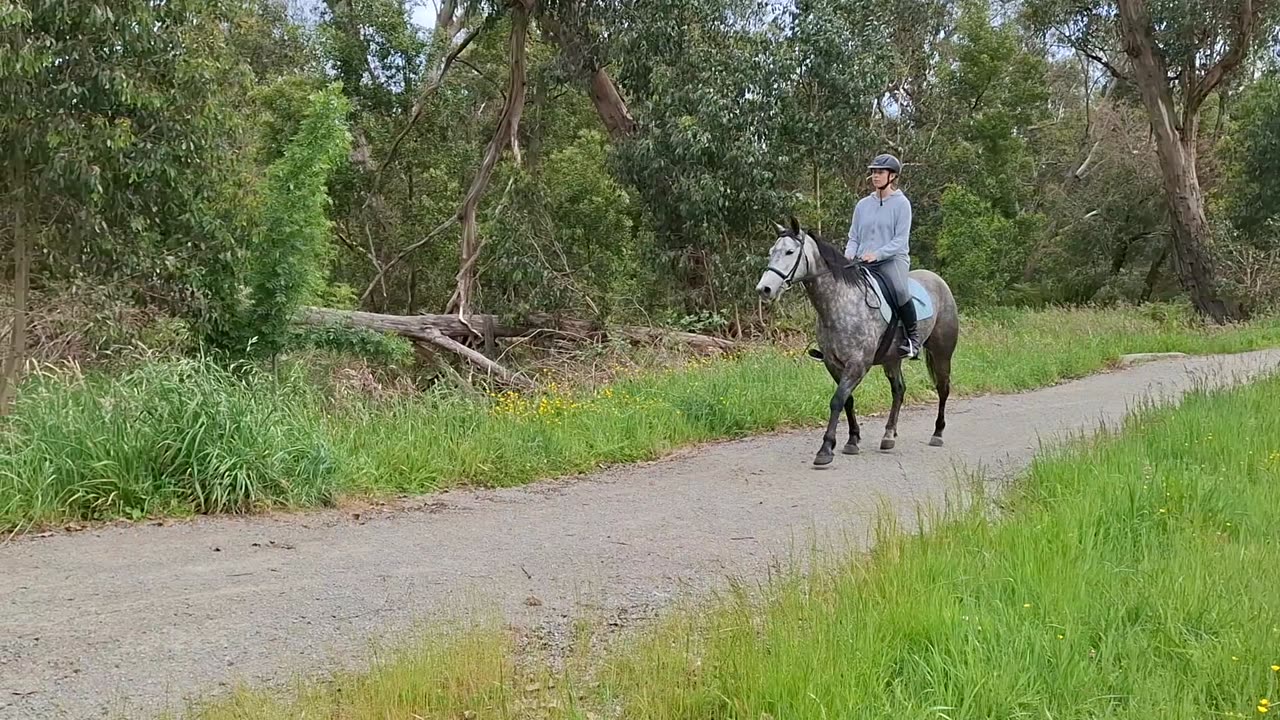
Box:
[756,215,818,301]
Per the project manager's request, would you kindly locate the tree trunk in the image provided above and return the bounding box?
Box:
[1142,241,1170,302]
[445,0,533,318]
[1115,0,1246,324]
[588,67,635,140]
[0,159,30,417]
[298,306,736,352]
[540,13,636,141]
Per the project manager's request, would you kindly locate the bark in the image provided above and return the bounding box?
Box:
[1115,0,1248,323]
[587,67,636,140]
[445,0,534,318]
[540,14,636,140]
[298,307,737,352]
[1142,241,1171,301]
[0,158,30,417]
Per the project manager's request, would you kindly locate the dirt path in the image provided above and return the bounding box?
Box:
[3,349,1278,719]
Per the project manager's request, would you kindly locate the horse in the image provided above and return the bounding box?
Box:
[755,216,959,466]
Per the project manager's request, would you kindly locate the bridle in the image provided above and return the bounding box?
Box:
[763,230,883,311]
[765,235,808,290]
[764,232,845,290]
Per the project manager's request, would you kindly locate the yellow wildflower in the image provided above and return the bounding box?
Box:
[1271,664,1279,672]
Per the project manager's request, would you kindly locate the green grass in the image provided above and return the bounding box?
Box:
[590,372,1280,719]
[179,351,1280,720]
[0,358,337,527]
[3,303,1280,529]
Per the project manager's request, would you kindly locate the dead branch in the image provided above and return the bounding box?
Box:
[417,329,537,389]
[358,213,455,305]
[368,21,484,200]
[297,307,737,353]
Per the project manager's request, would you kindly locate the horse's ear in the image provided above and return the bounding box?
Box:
[773,221,788,235]
[789,215,801,234]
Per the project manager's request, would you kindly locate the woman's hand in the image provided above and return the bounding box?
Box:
[860,252,876,263]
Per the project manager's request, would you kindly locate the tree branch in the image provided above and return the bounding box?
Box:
[367,21,485,198]
[456,57,508,101]
[445,0,533,317]
[417,329,537,389]
[358,213,457,304]
[1187,0,1256,116]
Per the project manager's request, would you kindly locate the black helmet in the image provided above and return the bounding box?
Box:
[868,153,902,174]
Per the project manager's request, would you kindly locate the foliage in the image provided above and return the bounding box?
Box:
[287,323,416,367]
[0,0,256,322]
[228,82,353,359]
[5,0,1280,389]
[482,129,656,320]
[1220,71,1280,241]
[5,304,1280,530]
[936,186,1044,306]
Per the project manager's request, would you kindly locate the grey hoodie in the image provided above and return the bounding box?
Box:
[844,189,912,263]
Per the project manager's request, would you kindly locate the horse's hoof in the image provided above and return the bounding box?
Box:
[929,436,945,447]
[880,438,896,451]
[813,453,834,467]
[841,442,860,455]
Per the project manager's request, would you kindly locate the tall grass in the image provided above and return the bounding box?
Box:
[0,359,337,528]
[4,304,1280,529]
[182,361,1280,720]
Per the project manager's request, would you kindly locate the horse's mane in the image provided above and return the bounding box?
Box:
[784,227,865,288]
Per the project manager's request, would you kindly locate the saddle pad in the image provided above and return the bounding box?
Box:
[861,267,935,326]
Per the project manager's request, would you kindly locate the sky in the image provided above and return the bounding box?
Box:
[288,0,440,32]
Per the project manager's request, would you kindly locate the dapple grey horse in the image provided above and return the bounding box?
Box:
[756,217,959,466]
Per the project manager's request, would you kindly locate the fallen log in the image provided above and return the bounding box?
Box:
[298,307,736,352]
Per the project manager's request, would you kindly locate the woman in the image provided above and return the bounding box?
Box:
[845,152,919,359]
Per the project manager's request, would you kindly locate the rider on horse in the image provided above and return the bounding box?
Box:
[811,152,921,361]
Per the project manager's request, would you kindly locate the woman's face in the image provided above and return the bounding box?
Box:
[870,168,893,189]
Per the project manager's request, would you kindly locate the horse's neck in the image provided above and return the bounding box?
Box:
[803,264,879,328]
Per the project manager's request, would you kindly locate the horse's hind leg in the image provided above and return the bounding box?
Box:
[880,359,906,451]
[924,345,952,447]
[842,393,861,455]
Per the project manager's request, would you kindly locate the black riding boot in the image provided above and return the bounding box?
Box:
[897,299,921,359]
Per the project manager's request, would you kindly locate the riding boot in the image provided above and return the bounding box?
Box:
[897,299,921,359]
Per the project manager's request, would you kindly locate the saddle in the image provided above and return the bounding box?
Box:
[856,264,935,327]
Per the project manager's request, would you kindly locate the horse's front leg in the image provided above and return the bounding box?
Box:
[815,369,863,466]
[842,393,861,455]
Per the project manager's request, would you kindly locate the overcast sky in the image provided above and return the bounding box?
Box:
[287,0,439,32]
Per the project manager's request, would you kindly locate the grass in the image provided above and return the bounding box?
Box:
[3,303,1280,530]
[178,350,1280,720]
[0,358,337,527]
[590,372,1280,719]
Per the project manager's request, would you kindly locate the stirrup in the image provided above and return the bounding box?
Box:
[899,337,920,359]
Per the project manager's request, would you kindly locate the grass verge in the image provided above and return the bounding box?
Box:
[180,355,1280,719]
[3,303,1280,529]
